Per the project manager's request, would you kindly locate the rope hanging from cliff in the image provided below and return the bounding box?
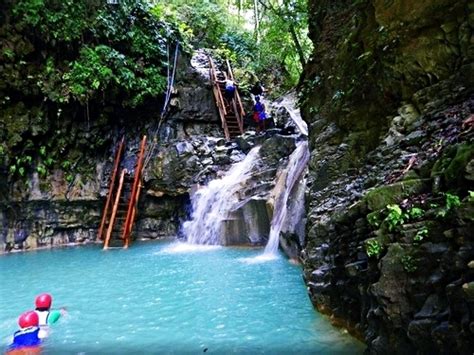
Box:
[143,41,180,170]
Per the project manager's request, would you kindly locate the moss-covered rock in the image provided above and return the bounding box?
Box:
[432,142,474,189]
[302,0,473,352]
[443,143,474,186]
[364,179,429,211]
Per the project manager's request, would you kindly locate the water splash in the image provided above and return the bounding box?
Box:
[183,147,262,245]
[263,141,310,255]
[239,253,278,264]
[158,242,221,254]
[273,93,308,136]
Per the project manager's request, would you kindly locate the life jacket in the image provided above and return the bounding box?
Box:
[35,310,50,327]
[10,327,41,349]
[253,102,264,113]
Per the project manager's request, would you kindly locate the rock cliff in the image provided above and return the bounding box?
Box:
[301,0,473,352]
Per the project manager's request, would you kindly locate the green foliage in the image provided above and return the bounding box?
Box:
[152,0,311,90]
[367,203,428,234]
[1,0,178,179]
[401,254,417,273]
[385,204,407,231]
[414,227,428,244]
[9,155,32,178]
[36,163,47,177]
[445,192,461,210]
[253,0,312,89]
[61,160,71,170]
[469,191,474,202]
[407,207,424,219]
[365,239,382,258]
[4,0,174,108]
[11,0,45,27]
[152,0,227,48]
[436,192,461,218]
[367,211,381,227]
[13,0,101,41]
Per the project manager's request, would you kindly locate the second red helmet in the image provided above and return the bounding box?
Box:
[18,311,39,328]
[35,293,52,309]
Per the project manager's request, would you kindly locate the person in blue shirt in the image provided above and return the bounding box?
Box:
[6,311,41,354]
[252,96,267,133]
[216,75,237,110]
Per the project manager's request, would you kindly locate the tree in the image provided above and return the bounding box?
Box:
[258,0,309,69]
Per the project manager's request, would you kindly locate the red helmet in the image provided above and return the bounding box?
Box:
[18,311,39,328]
[35,293,52,309]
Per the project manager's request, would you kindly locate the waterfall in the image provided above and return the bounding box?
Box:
[273,93,308,136]
[263,141,310,255]
[183,146,261,245]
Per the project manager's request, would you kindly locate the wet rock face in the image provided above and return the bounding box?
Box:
[150,132,304,249]
[161,51,222,140]
[0,49,225,254]
[302,0,472,166]
[303,88,474,353]
[302,0,473,352]
[1,201,101,252]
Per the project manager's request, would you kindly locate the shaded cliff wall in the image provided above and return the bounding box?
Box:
[0,51,224,253]
[301,0,473,353]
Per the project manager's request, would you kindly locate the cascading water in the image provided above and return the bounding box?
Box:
[263,141,310,255]
[183,146,261,245]
[273,93,308,136]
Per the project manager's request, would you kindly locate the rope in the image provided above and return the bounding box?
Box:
[143,41,180,169]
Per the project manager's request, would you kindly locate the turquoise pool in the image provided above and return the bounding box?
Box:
[0,241,364,354]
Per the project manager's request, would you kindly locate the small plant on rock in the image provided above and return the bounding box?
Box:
[385,204,407,231]
[401,255,417,273]
[437,192,461,218]
[445,192,461,210]
[408,207,424,219]
[367,212,381,228]
[469,191,474,202]
[36,163,47,177]
[365,239,382,258]
[414,226,428,244]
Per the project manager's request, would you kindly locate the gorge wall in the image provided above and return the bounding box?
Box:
[0,48,303,255]
[0,50,223,253]
[301,0,473,353]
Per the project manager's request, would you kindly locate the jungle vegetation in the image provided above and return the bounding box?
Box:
[0,0,310,181]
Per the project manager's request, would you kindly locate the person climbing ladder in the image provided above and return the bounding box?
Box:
[216,75,237,110]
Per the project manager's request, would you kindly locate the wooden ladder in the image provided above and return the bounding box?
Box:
[209,57,245,140]
[98,136,147,249]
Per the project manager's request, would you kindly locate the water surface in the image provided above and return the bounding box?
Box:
[0,241,364,354]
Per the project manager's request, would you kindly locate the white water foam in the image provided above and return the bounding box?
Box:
[157,242,222,254]
[183,146,261,245]
[239,253,279,264]
[263,141,310,256]
[274,94,308,136]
